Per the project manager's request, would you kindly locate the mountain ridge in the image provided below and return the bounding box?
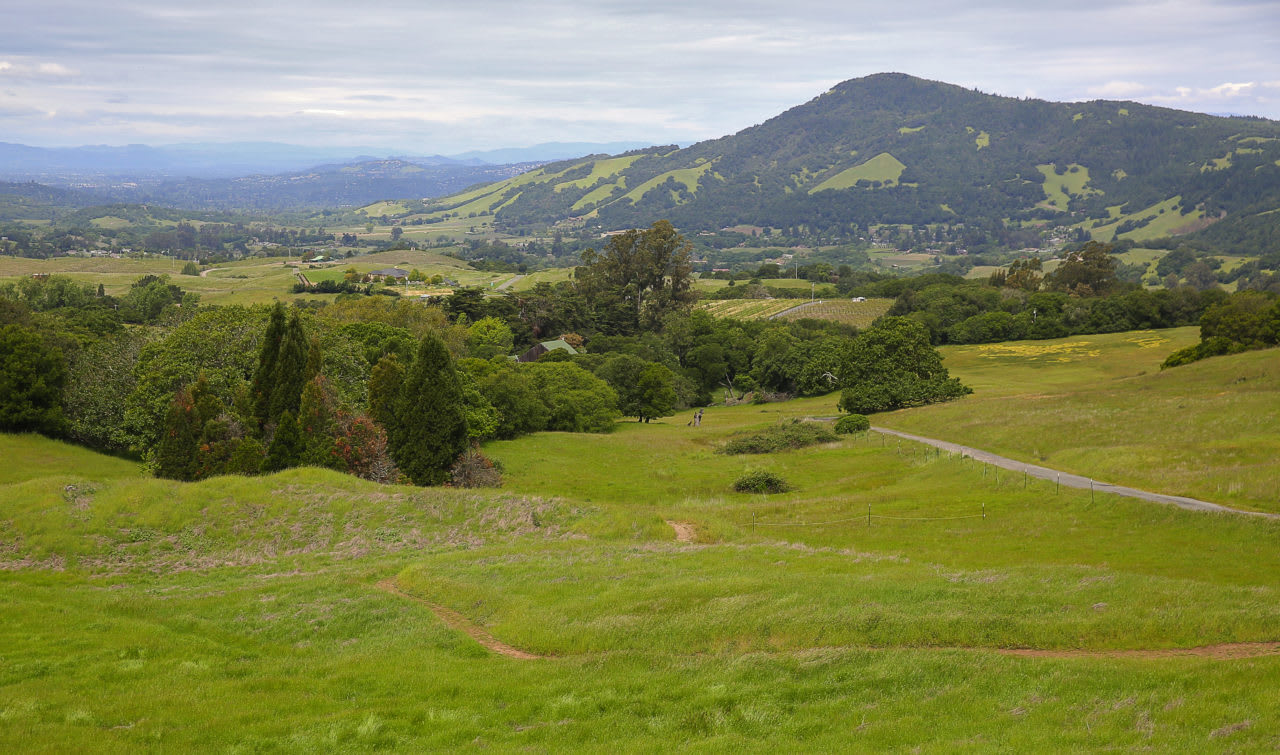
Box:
[411,73,1280,253]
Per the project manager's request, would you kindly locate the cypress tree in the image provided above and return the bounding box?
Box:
[263,410,303,472]
[388,333,469,485]
[367,353,404,431]
[252,303,287,427]
[268,312,309,423]
[298,375,336,468]
[155,387,200,481]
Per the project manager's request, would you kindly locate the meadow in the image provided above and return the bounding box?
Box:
[2,331,1279,749]
[878,328,1280,512]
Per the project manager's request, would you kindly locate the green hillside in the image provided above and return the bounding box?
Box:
[5,328,1280,747]
[402,74,1280,257]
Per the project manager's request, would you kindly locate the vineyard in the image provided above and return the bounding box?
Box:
[774,298,893,327]
[697,298,810,320]
[699,297,893,327]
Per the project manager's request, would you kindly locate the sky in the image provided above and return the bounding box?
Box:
[3,0,1279,153]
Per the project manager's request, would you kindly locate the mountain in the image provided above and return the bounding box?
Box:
[447,142,656,165]
[409,74,1280,252]
[0,140,658,182]
[95,159,549,212]
[0,142,428,180]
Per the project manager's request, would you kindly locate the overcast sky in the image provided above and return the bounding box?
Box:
[3,0,1278,152]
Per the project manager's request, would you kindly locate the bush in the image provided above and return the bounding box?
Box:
[718,419,837,455]
[733,470,790,494]
[834,414,870,434]
[449,448,503,488]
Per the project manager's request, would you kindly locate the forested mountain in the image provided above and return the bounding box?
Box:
[415,74,1280,253]
[111,159,549,212]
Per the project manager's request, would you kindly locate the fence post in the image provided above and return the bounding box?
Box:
[982,502,986,520]
[752,512,756,534]
[1024,469,1027,489]
[867,503,871,527]
[1056,473,1060,495]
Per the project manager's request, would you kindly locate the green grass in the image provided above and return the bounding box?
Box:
[810,153,905,193]
[775,298,893,327]
[1087,196,1205,242]
[358,200,412,216]
[3,329,1280,748]
[1037,164,1102,211]
[0,433,140,485]
[612,163,714,207]
[877,329,1280,512]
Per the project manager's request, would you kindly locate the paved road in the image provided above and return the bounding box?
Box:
[871,427,1278,519]
[497,275,525,291]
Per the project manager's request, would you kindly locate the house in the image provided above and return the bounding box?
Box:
[515,339,579,363]
[368,267,409,282]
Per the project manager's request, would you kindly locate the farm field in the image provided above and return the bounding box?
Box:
[698,298,810,320]
[774,297,892,327]
[878,328,1280,513]
[699,297,892,326]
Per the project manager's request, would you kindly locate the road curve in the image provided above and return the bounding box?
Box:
[871,427,1278,519]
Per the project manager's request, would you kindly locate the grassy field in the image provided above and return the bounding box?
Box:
[810,153,906,193]
[3,329,1280,749]
[1036,164,1100,211]
[878,328,1280,513]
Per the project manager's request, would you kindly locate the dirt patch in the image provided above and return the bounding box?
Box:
[375,578,543,660]
[998,642,1280,660]
[666,520,696,544]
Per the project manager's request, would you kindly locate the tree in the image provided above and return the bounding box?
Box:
[597,354,677,422]
[0,325,67,435]
[837,317,970,414]
[1045,241,1118,297]
[367,353,404,430]
[525,362,619,432]
[263,410,303,472]
[466,316,515,359]
[268,311,309,422]
[154,387,200,480]
[577,220,696,334]
[388,333,469,485]
[252,303,287,427]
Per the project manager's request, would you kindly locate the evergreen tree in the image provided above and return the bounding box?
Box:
[298,375,337,467]
[155,387,200,481]
[388,333,469,485]
[304,336,322,383]
[263,410,303,472]
[252,303,287,427]
[268,312,309,422]
[367,353,404,430]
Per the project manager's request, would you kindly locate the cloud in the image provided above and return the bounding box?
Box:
[0,60,78,78]
[2,0,1278,149]
[1086,81,1149,98]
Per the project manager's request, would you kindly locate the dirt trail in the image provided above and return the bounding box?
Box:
[375,578,543,660]
[376,577,1278,662]
[872,427,1278,519]
[666,520,696,543]
[996,642,1280,660]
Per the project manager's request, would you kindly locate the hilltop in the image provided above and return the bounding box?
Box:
[407,73,1280,253]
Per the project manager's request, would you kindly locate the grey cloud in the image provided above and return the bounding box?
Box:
[4,0,1277,149]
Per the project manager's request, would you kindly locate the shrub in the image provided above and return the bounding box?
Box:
[718,419,837,455]
[733,470,790,494]
[835,414,870,434]
[449,448,503,488]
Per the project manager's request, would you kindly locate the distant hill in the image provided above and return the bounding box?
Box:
[103,159,550,212]
[406,73,1280,253]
